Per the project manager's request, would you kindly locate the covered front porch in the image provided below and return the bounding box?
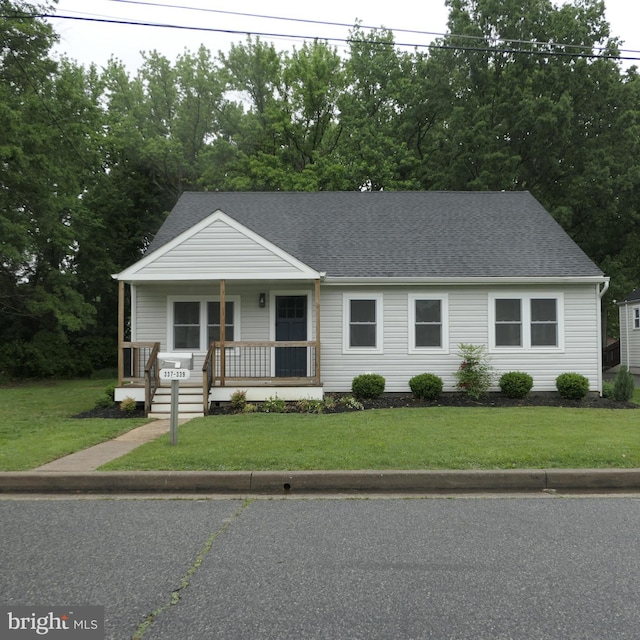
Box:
[115,279,324,417]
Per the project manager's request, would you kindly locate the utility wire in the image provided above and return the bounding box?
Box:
[39,13,640,61]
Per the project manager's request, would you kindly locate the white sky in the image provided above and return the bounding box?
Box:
[48,0,640,71]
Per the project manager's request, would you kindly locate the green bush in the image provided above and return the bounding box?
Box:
[261,396,287,413]
[613,366,635,402]
[499,371,534,399]
[104,383,116,401]
[296,398,325,414]
[339,395,364,410]
[94,394,115,409]
[454,344,495,399]
[409,373,443,400]
[556,373,589,400]
[230,389,247,410]
[602,381,615,399]
[352,373,385,399]
[119,396,137,412]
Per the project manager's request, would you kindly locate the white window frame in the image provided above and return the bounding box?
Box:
[343,293,384,354]
[488,293,564,352]
[634,307,640,330]
[168,295,241,352]
[408,293,449,354]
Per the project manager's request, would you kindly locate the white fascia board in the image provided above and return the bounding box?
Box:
[114,209,320,281]
[119,272,317,283]
[322,275,609,286]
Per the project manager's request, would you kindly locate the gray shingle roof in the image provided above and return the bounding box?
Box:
[620,288,640,303]
[145,191,603,279]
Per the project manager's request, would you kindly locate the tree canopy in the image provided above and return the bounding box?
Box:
[1,0,638,378]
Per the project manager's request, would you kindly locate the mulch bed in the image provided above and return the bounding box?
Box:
[75,392,638,418]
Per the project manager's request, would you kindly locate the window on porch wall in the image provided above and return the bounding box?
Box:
[171,299,236,351]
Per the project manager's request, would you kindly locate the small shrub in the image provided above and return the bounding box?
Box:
[613,366,635,402]
[296,398,325,414]
[94,394,115,409]
[556,372,589,399]
[409,373,443,400]
[323,395,336,411]
[262,396,287,413]
[230,389,248,410]
[242,403,258,413]
[339,395,364,410]
[454,344,495,399]
[499,371,534,399]
[352,373,385,400]
[119,396,137,413]
[602,381,615,399]
[104,383,116,401]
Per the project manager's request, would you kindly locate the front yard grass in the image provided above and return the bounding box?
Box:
[102,405,640,471]
[0,379,149,471]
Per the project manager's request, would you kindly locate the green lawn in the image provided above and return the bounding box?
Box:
[0,379,149,470]
[102,404,640,471]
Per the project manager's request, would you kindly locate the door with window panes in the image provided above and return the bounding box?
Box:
[275,296,307,377]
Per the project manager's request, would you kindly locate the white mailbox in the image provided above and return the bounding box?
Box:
[158,352,193,370]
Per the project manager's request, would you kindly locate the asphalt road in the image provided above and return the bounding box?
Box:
[1,495,639,639]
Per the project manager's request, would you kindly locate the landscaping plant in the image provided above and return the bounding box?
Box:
[499,371,534,399]
[556,373,589,399]
[409,373,443,401]
[352,373,385,400]
[613,366,635,402]
[454,344,494,399]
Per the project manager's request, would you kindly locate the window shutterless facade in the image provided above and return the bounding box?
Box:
[634,307,640,330]
[169,296,239,351]
[489,294,563,351]
[408,294,449,353]
[343,294,383,354]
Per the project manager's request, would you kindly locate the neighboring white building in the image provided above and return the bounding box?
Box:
[114,191,608,416]
[618,288,640,374]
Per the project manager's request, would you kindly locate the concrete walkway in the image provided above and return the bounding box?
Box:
[34,419,179,472]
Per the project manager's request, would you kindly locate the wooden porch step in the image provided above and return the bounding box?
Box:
[150,386,204,419]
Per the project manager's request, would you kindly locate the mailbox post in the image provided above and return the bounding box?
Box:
[158,352,193,446]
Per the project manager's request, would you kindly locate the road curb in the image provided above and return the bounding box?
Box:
[1,469,639,494]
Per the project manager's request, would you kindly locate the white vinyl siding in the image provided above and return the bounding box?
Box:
[321,285,598,393]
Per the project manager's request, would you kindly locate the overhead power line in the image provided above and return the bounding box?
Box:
[38,12,640,62]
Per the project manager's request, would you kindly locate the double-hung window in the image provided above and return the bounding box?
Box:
[634,307,640,330]
[408,294,449,353]
[343,294,383,353]
[490,294,562,350]
[170,297,239,351]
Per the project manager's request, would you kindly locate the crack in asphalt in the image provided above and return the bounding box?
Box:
[131,498,254,639]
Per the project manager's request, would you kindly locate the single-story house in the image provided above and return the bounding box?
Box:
[617,288,640,374]
[114,191,609,417]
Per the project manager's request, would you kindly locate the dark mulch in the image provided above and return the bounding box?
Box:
[76,392,638,418]
[208,392,638,415]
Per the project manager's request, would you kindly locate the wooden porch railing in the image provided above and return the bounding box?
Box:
[202,340,320,407]
[119,341,160,415]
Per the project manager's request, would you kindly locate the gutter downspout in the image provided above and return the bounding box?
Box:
[597,280,610,395]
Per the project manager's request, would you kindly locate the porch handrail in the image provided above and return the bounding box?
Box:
[210,340,319,387]
[143,342,161,416]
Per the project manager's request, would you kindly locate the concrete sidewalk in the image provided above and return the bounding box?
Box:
[1,418,639,495]
[34,419,177,472]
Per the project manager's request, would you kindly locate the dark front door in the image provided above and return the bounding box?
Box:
[275,296,307,377]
